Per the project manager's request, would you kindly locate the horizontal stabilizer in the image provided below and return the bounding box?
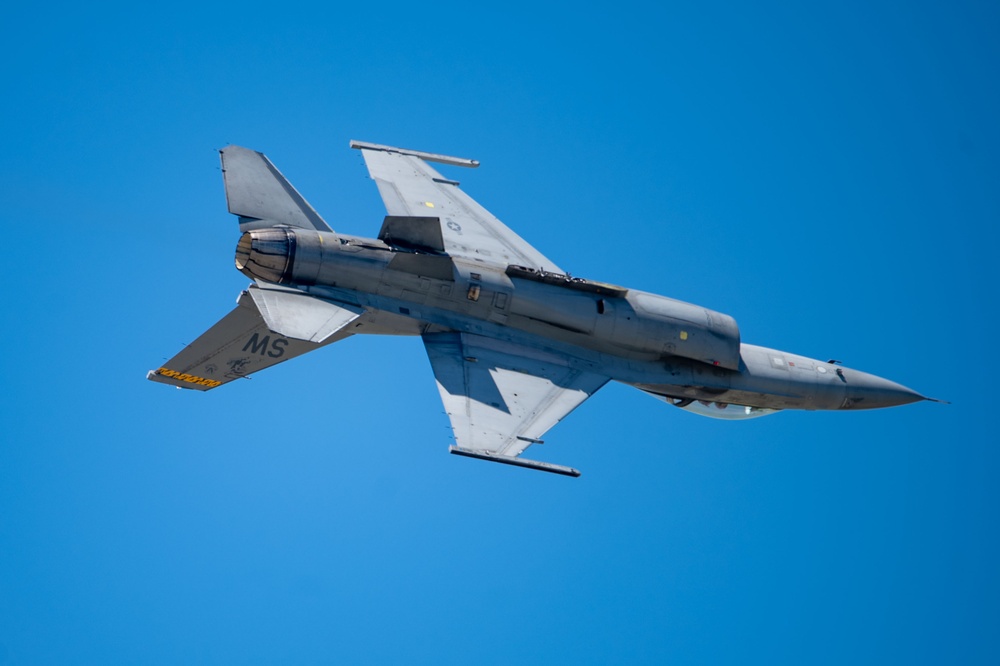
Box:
[248,286,363,343]
[220,146,333,233]
[147,290,354,390]
[449,446,581,477]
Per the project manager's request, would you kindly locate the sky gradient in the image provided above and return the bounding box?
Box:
[1,1,997,663]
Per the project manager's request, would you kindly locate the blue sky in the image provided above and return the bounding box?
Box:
[1,1,997,663]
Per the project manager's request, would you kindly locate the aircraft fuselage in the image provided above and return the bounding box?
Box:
[235,226,923,415]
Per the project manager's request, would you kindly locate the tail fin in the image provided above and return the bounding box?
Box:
[220,145,333,233]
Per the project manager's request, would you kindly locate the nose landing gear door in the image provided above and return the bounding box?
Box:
[453,260,514,325]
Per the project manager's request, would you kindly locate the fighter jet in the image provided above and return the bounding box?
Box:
[149,141,936,476]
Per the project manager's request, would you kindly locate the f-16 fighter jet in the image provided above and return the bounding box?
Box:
[149,141,936,476]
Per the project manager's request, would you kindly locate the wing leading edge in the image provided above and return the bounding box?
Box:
[422,331,608,476]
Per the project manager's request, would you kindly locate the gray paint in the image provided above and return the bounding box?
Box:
[150,142,936,476]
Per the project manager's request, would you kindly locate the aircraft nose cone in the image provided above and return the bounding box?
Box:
[839,369,925,410]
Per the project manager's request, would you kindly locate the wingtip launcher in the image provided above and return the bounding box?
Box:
[449,446,581,477]
[349,140,480,168]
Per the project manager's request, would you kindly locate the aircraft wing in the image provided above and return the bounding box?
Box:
[422,331,608,476]
[352,140,563,272]
[148,287,359,390]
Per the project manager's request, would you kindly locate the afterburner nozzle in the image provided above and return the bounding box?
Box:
[235,228,296,284]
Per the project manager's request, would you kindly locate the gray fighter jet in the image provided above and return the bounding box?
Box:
[149,141,937,476]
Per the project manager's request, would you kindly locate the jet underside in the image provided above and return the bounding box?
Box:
[149,141,931,476]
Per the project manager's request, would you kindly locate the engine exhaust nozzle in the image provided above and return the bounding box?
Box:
[235,228,296,284]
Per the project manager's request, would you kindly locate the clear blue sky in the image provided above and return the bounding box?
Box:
[1,1,996,663]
